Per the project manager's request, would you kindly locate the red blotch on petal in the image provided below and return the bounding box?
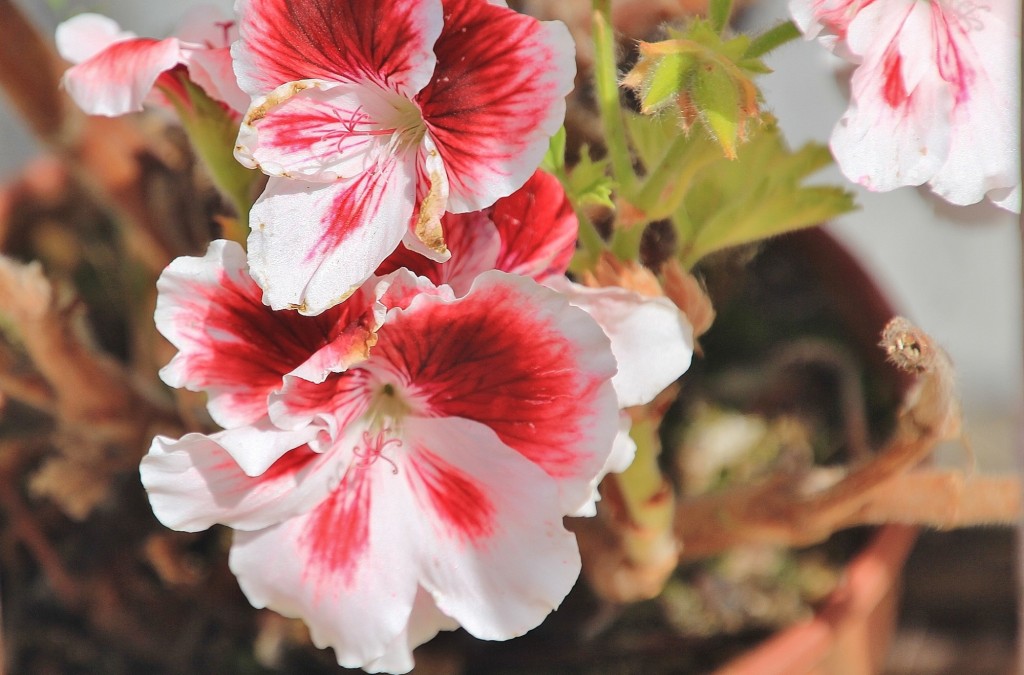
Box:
[372,282,604,477]
[491,170,577,281]
[408,447,494,543]
[881,46,907,109]
[300,463,371,590]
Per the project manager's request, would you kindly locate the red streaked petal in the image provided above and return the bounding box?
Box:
[418,0,575,212]
[141,434,334,532]
[369,271,619,513]
[401,416,581,640]
[229,446,422,670]
[157,240,362,428]
[246,155,416,315]
[236,80,404,181]
[234,0,442,97]
[491,170,577,282]
[61,36,184,116]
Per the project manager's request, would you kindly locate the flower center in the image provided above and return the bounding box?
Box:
[385,95,427,154]
[354,382,412,473]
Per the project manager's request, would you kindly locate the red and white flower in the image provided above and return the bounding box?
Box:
[56,6,249,116]
[790,0,1021,212]
[141,239,620,671]
[379,170,695,510]
[232,0,575,315]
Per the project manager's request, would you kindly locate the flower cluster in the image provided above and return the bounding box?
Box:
[59,0,693,671]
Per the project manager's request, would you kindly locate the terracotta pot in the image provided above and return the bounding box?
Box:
[716,525,918,675]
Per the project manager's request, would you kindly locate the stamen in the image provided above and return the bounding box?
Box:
[353,429,402,474]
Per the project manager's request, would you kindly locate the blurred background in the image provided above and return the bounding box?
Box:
[1,0,1020,672]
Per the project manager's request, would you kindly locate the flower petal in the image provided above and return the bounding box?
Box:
[362,588,458,675]
[417,0,575,212]
[61,35,184,116]
[233,0,443,98]
[236,80,405,181]
[401,416,581,641]
[156,240,368,427]
[546,278,694,408]
[368,271,619,513]
[141,433,335,532]
[55,13,135,64]
[490,170,577,282]
[246,155,416,315]
[229,439,422,669]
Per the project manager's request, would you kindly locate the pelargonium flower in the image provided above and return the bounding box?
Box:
[379,170,695,508]
[232,0,575,315]
[789,0,1021,212]
[380,169,695,412]
[56,6,249,116]
[141,240,620,672]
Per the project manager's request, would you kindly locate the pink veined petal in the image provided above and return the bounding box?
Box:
[490,169,578,283]
[830,1,951,192]
[374,268,458,313]
[141,433,336,532]
[236,80,407,181]
[417,0,576,213]
[246,153,417,315]
[368,271,619,513]
[229,428,423,670]
[55,13,135,64]
[789,0,878,58]
[400,416,581,641]
[546,278,694,408]
[926,0,1020,210]
[233,0,442,98]
[156,240,369,428]
[184,45,250,113]
[61,35,185,116]
[362,588,459,675]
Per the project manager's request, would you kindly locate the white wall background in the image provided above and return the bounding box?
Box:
[2,0,1020,468]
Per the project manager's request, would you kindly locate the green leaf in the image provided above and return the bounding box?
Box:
[541,127,567,176]
[708,0,735,34]
[567,146,615,210]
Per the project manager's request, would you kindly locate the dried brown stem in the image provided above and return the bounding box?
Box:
[676,318,981,560]
[0,343,55,413]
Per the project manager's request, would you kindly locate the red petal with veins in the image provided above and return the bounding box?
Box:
[490,170,577,282]
[369,273,618,496]
[234,0,442,97]
[157,241,371,427]
[417,0,575,213]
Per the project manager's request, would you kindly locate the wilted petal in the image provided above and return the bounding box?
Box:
[233,0,442,97]
[141,434,335,532]
[247,155,416,315]
[417,0,575,212]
